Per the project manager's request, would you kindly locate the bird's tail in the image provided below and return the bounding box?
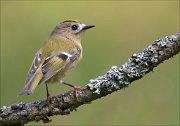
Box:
[18,68,43,96]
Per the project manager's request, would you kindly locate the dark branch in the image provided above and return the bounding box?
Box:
[0,33,180,126]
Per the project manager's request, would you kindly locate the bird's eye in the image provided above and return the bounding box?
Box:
[71,25,78,30]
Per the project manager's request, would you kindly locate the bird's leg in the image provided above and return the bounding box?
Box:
[60,80,81,89]
[45,83,51,109]
[60,80,82,101]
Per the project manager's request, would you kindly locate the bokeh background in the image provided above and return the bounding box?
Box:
[1,1,179,125]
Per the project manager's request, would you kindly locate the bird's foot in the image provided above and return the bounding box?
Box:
[73,85,82,101]
[47,94,52,110]
[60,80,82,101]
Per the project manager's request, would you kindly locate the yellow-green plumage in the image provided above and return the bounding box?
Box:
[19,20,94,95]
[40,37,82,83]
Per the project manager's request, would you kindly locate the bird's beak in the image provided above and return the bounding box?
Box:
[82,25,95,30]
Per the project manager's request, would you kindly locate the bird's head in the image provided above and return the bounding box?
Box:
[50,20,95,40]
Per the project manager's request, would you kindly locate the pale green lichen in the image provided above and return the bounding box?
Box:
[87,66,130,94]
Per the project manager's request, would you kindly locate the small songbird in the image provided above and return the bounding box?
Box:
[18,20,95,98]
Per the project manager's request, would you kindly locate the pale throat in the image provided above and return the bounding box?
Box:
[64,34,83,50]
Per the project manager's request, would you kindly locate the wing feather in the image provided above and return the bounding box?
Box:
[39,53,70,84]
[25,51,42,83]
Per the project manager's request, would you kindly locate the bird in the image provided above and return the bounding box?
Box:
[18,20,95,101]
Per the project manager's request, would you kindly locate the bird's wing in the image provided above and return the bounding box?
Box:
[39,52,72,84]
[25,51,42,83]
[19,46,80,95]
[19,51,44,95]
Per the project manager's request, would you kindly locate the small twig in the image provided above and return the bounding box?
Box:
[0,32,180,126]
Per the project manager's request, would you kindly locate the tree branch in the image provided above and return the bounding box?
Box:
[0,33,180,126]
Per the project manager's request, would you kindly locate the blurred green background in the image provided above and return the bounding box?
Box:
[1,1,179,125]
